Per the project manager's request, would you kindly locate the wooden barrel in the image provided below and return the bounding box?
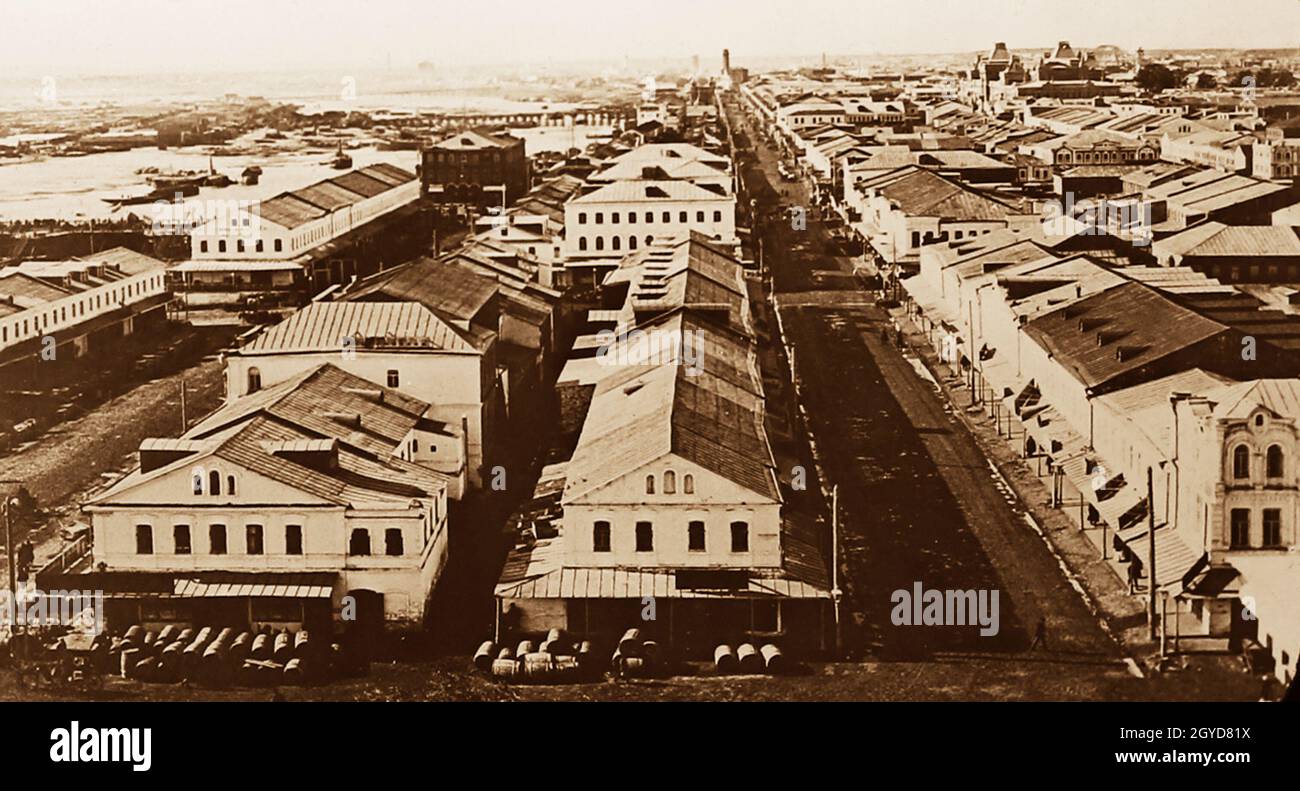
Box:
[490,658,519,678]
[553,655,581,680]
[272,631,292,663]
[736,643,762,673]
[157,625,179,645]
[120,647,141,678]
[250,633,272,661]
[760,644,784,674]
[515,640,535,658]
[142,630,157,649]
[617,628,642,657]
[521,652,554,680]
[497,647,515,661]
[215,627,235,645]
[175,628,194,645]
[292,630,311,659]
[284,658,305,683]
[474,641,497,671]
[641,640,660,663]
[124,625,145,645]
[714,644,737,674]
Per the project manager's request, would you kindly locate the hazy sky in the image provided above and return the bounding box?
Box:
[5,0,1300,76]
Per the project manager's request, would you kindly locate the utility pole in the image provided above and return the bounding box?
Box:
[3,498,14,607]
[1147,466,1157,640]
[179,378,187,431]
[831,484,842,658]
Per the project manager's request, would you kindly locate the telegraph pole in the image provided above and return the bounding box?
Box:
[3,498,14,607]
[1147,466,1157,640]
[831,484,842,657]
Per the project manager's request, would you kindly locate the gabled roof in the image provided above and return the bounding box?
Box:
[570,179,729,204]
[1156,222,1300,259]
[1207,379,1300,420]
[238,301,477,355]
[857,165,1021,221]
[187,363,438,458]
[1022,281,1227,391]
[562,360,778,504]
[344,256,499,324]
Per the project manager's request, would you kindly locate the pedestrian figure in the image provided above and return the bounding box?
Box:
[1028,617,1048,651]
[1127,559,1142,594]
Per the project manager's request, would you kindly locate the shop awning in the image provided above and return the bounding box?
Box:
[173,572,335,599]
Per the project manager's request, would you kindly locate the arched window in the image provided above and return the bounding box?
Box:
[593,520,611,552]
[663,470,676,494]
[629,235,637,250]
[209,470,221,496]
[645,474,655,494]
[226,475,236,496]
[247,367,262,394]
[1233,445,1251,479]
[578,236,588,251]
[612,236,621,251]
[1267,445,1284,478]
[595,236,604,251]
[192,469,204,495]
[683,474,694,494]
[645,235,653,247]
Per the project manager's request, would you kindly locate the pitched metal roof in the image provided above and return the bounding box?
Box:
[239,301,475,355]
[1022,281,1228,391]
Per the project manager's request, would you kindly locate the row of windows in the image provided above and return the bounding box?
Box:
[134,523,406,556]
[645,471,694,495]
[1231,444,1285,480]
[199,238,283,254]
[577,210,724,225]
[1228,508,1285,549]
[592,520,748,553]
[1,274,164,345]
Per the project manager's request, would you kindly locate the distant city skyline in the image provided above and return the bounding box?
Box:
[4,0,1300,77]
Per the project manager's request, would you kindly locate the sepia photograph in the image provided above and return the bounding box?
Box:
[1,0,1298,771]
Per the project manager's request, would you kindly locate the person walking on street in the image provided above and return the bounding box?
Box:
[1028,616,1048,651]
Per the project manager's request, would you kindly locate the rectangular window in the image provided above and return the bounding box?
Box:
[385,528,405,556]
[246,524,264,555]
[285,525,303,555]
[688,520,705,552]
[1263,509,1282,547]
[730,521,749,552]
[173,525,191,554]
[635,521,653,552]
[136,524,153,554]
[1230,509,1250,548]
[210,524,227,555]
[593,520,611,552]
